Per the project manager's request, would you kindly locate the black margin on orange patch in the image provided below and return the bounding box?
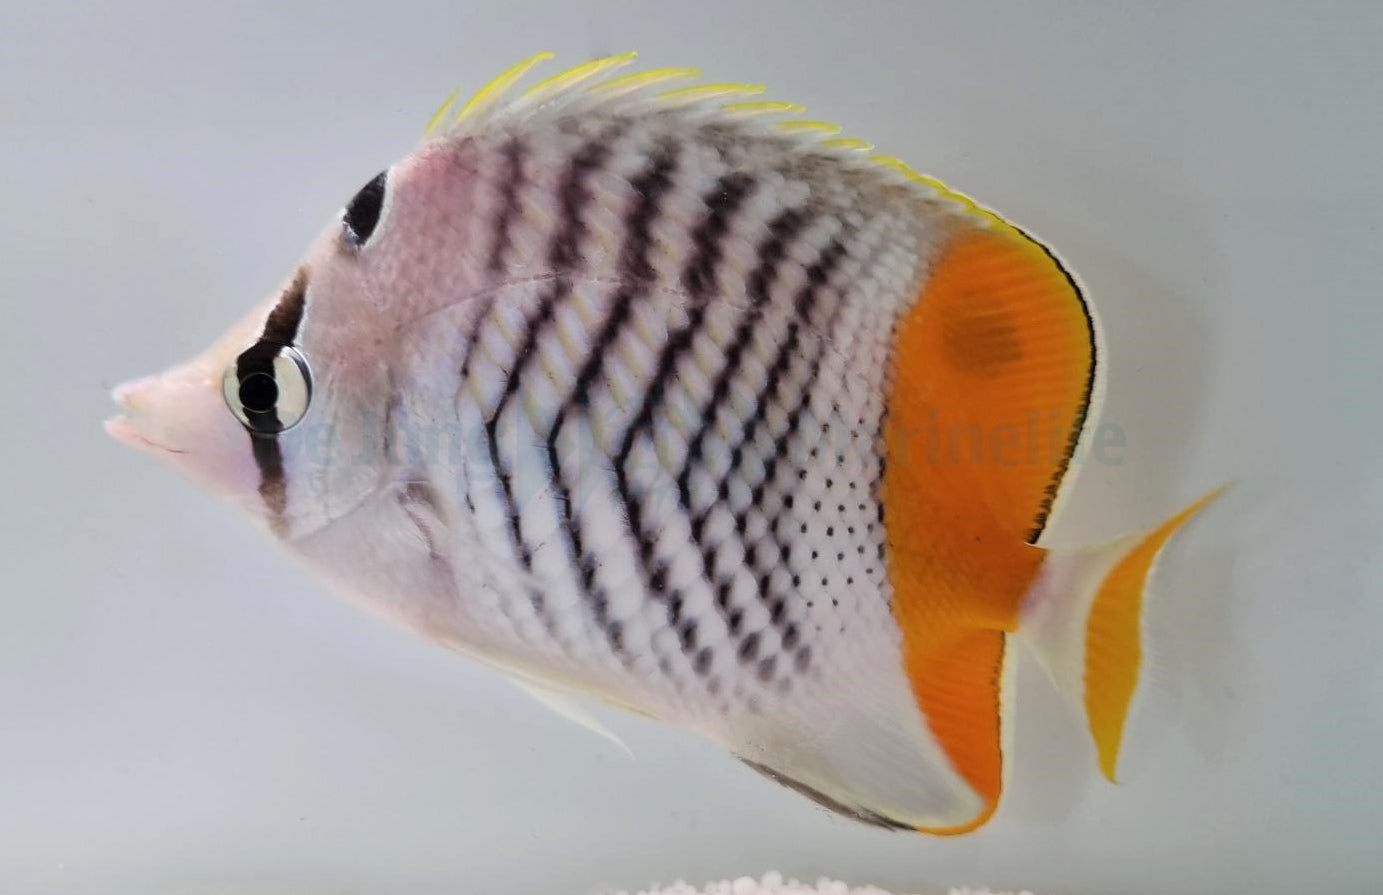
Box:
[1013,227,1098,544]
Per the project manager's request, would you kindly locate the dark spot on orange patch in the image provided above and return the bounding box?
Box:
[941,300,1023,373]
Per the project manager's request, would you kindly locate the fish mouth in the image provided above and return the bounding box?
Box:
[104,414,189,455]
[105,379,190,455]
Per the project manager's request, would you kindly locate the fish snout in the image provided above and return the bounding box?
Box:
[105,363,264,500]
[106,366,213,452]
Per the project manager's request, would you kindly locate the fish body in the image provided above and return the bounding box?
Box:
[107,55,1216,833]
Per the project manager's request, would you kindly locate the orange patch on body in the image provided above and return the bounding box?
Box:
[882,224,1099,830]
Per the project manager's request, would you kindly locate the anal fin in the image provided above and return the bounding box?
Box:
[904,628,1010,834]
[736,759,913,831]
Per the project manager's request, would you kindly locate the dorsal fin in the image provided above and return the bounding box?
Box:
[419,53,929,184]
[421,52,1071,239]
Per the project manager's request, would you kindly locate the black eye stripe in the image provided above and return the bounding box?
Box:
[225,345,312,436]
[226,270,313,535]
[227,271,313,439]
[342,170,387,246]
[259,269,308,346]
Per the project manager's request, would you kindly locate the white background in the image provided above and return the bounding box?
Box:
[2,2,1381,893]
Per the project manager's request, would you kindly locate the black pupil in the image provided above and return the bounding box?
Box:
[342,170,387,246]
[238,371,279,413]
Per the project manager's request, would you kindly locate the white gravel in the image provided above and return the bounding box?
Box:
[609,872,1033,895]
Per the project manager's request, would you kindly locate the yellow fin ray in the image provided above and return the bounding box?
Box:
[821,136,874,151]
[869,154,1013,227]
[518,52,638,106]
[430,53,1021,234]
[776,119,843,135]
[589,67,702,97]
[454,51,554,125]
[423,86,461,135]
[658,83,767,103]
[723,100,807,115]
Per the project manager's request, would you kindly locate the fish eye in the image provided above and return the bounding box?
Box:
[341,170,388,247]
[222,344,312,435]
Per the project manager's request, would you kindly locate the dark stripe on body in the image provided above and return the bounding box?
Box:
[453,138,529,629]
[672,206,812,678]
[453,351,527,634]
[483,134,615,635]
[486,276,568,576]
[545,144,679,666]
[691,238,850,675]
[612,171,756,679]
[487,138,526,274]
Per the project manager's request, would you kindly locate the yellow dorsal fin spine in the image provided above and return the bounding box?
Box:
[589,67,702,96]
[454,51,555,124]
[870,154,1012,227]
[658,83,767,102]
[423,86,461,135]
[820,136,874,151]
[870,154,924,179]
[776,119,843,135]
[723,100,807,114]
[520,52,638,102]
[433,54,1016,232]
